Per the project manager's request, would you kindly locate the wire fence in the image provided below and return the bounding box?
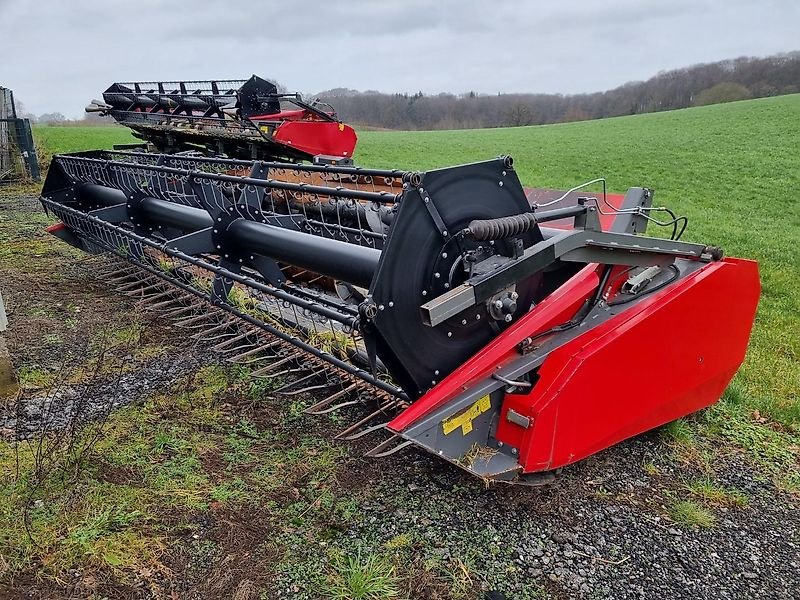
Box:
[0,87,40,183]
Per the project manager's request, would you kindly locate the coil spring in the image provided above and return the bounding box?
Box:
[465,212,537,241]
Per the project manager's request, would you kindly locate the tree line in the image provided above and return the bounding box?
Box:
[22,51,799,127]
[315,52,800,130]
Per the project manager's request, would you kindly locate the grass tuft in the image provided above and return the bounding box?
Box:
[685,478,749,507]
[669,500,716,529]
[318,551,401,600]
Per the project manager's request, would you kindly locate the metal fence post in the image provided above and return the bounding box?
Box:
[0,289,7,332]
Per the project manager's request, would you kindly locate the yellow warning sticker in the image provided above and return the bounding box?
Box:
[442,395,492,436]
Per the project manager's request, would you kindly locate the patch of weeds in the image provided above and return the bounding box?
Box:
[190,365,231,402]
[685,477,749,507]
[223,431,255,467]
[661,418,695,446]
[703,401,800,484]
[286,398,307,422]
[642,461,660,476]
[17,365,55,389]
[777,470,800,495]
[109,322,143,347]
[60,501,152,572]
[151,453,212,510]
[43,333,62,345]
[442,556,477,600]
[211,478,247,504]
[248,375,285,399]
[134,344,168,360]
[668,499,716,529]
[317,550,401,600]
[384,533,412,550]
[661,418,712,470]
[0,439,164,582]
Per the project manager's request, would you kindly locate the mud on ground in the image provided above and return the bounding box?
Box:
[0,192,798,600]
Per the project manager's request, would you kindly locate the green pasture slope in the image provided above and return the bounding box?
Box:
[35,96,800,475]
[34,124,137,155]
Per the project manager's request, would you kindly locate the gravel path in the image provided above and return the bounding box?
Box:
[306,436,800,599]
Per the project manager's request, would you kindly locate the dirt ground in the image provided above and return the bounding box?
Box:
[0,192,798,600]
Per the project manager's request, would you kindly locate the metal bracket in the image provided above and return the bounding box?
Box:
[506,409,531,429]
[421,229,710,327]
[419,189,450,239]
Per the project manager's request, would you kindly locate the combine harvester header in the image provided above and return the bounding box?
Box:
[86,76,357,163]
[39,148,760,484]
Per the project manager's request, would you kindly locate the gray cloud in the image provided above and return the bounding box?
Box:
[0,0,797,117]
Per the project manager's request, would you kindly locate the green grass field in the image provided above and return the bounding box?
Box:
[34,96,800,438]
[33,125,138,155]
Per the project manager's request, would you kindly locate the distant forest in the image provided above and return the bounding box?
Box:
[24,51,800,128]
[316,52,800,130]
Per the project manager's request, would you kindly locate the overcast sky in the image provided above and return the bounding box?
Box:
[1,0,797,118]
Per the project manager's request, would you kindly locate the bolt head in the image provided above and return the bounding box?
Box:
[504,314,513,322]
[510,292,519,301]
[494,300,504,309]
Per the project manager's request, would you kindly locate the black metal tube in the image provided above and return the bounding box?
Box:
[139,197,214,231]
[534,205,588,222]
[73,186,381,287]
[228,219,380,289]
[77,183,127,208]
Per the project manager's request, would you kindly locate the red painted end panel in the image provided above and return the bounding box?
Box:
[46,222,66,233]
[389,264,602,432]
[272,121,358,158]
[514,258,760,472]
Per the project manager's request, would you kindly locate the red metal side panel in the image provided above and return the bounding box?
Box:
[389,264,602,432]
[271,121,358,158]
[507,258,760,472]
